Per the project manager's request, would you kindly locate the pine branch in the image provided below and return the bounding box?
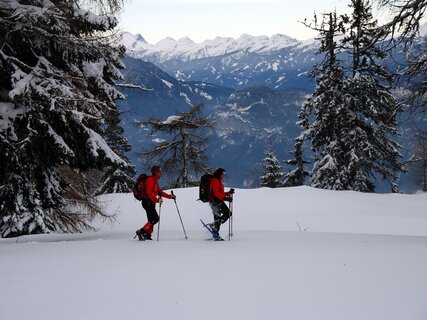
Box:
[116,83,153,91]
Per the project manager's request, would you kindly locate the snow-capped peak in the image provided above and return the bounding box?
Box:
[118,32,301,63]
[117,32,147,50]
[177,36,195,45]
[155,37,179,51]
[135,33,146,43]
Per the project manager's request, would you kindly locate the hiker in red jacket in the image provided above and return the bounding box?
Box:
[209,168,234,233]
[136,166,175,240]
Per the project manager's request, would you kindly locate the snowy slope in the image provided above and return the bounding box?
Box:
[1,187,427,320]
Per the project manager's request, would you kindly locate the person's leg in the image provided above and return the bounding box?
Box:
[144,200,159,226]
[218,201,231,225]
[139,199,159,239]
[209,201,222,232]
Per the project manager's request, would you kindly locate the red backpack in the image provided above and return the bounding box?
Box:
[132,174,148,201]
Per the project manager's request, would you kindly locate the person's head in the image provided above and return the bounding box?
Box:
[213,168,226,179]
[151,165,162,177]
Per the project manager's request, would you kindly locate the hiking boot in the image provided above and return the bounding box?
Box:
[144,233,153,240]
[135,229,144,241]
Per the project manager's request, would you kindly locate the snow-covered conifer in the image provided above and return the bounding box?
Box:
[139,104,212,188]
[300,12,351,190]
[300,3,405,192]
[408,130,427,192]
[0,0,127,237]
[260,142,283,188]
[340,0,405,191]
[283,135,309,187]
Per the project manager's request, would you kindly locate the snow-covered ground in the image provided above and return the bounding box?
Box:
[1,186,427,320]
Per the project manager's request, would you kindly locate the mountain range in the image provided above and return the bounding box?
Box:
[118,32,318,91]
[116,30,426,192]
[119,32,311,61]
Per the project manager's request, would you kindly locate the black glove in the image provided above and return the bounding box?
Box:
[224,196,233,202]
[229,188,235,194]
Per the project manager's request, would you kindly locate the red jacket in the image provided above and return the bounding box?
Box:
[210,177,231,201]
[145,176,171,203]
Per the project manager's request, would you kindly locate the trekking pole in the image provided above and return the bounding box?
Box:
[228,202,233,241]
[171,191,188,239]
[229,197,234,240]
[228,209,231,241]
[157,196,162,241]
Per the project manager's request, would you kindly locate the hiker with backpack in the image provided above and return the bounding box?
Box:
[134,166,175,240]
[208,168,234,234]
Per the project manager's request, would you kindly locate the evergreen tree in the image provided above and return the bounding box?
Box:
[0,0,126,237]
[94,109,135,195]
[259,142,283,188]
[283,134,309,187]
[139,104,212,187]
[300,12,351,190]
[340,0,405,191]
[300,2,405,192]
[408,130,427,192]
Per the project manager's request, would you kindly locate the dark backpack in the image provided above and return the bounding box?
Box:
[199,174,212,202]
[132,174,148,201]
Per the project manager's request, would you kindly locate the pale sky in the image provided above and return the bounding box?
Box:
[117,0,390,44]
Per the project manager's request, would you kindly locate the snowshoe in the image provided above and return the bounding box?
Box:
[200,219,224,241]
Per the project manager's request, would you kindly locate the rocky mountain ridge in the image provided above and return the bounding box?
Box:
[119,32,313,62]
[118,32,318,91]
